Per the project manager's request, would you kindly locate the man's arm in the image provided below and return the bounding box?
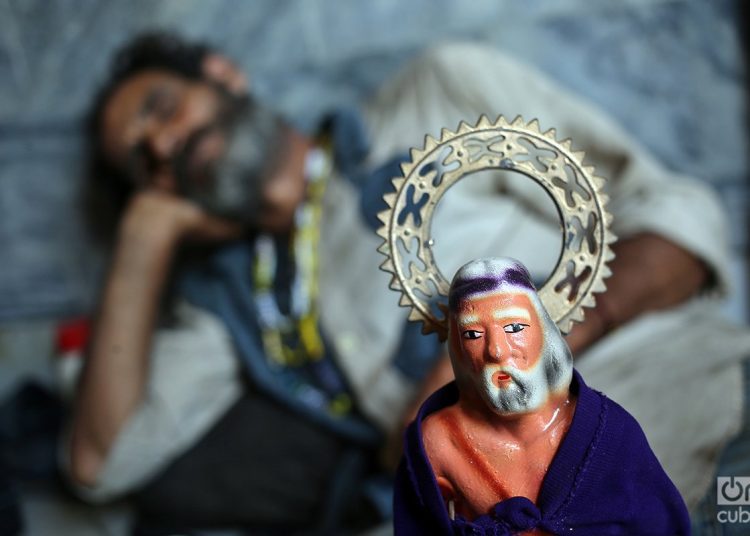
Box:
[68,191,240,487]
[564,232,709,355]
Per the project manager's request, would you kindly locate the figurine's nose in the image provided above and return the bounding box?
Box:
[486,330,511,363]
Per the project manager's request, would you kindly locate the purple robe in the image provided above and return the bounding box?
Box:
[394,370,690,535]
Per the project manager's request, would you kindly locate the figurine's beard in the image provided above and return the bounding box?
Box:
[479,362,550,416]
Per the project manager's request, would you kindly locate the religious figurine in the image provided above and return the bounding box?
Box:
[376,117,692,534]
[393,258,690,535]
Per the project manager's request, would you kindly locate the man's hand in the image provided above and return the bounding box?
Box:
[121,189,244,246]
[202,54,249,96]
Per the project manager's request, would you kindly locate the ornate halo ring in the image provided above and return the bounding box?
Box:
[376,115,616,341]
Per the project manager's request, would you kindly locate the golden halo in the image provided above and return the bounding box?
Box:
[376,115,616,341]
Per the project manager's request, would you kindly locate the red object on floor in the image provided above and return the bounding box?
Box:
[55,318,91,354]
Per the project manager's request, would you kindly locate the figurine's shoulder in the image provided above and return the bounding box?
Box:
[557,380,690,532]
[571,381,669,486]
[590,388,651,449]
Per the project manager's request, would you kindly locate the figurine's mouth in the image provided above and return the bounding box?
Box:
[493,371,512,387]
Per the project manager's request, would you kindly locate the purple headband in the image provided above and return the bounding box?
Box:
[448,259,535,313]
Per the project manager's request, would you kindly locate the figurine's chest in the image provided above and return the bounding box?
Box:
[453,437,551,506]
[422,405,572,520]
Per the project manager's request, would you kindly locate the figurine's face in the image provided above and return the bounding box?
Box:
[450,290,552,416]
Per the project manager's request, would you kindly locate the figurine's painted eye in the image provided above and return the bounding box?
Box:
[462,330,483,340]
[504,323,528,334]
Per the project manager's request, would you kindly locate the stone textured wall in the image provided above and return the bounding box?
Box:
[0,0,746,322]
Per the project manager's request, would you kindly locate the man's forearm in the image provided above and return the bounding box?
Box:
[69,218,178,486]
[565,232,709,354]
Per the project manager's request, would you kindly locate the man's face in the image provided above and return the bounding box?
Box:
[101,69,226,190]
[100,69,301,232]
[449,291,551,416]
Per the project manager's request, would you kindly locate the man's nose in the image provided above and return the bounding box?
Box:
[145,125,181,162]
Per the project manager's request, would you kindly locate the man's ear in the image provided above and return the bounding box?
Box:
[202,54,249,96]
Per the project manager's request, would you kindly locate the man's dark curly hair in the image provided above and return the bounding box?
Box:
[84,31,214,244]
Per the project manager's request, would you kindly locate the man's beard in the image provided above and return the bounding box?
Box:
[174,93,287,225]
